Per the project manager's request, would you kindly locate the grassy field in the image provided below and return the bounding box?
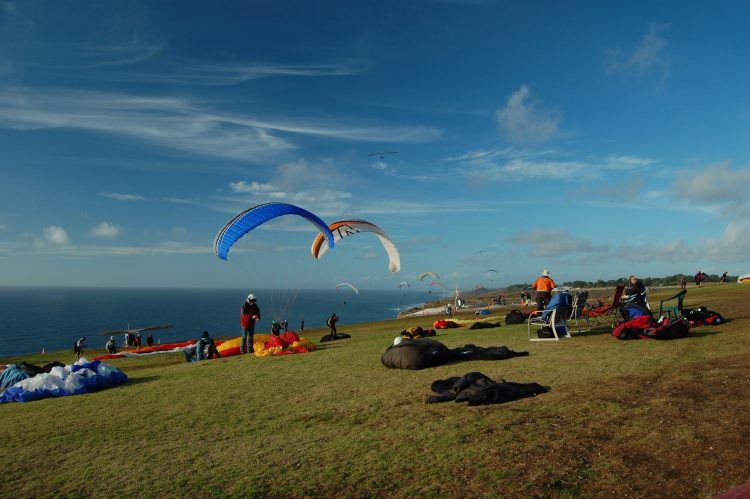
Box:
[2,284,749,497]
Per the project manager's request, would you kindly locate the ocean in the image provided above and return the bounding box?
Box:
[0,287,425,358]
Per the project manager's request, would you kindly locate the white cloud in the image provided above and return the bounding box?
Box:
[132,61,365,85]
[89,222,121,238]
[494,85,561,144]
[511,229,609,257]
[613,239,697,263]
[674,163,750,204]
[72,35,165,68]
[29,241,213,257]
[702,222,750,262]
[604,23,671,82]
[42,226,69,245]
[449,148,654,181]
[102,192,146,201]
[0,88,441,162]
[229,181,284,198]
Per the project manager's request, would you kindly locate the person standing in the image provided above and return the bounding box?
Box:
[531,269,556,311]
[146,333,154,347]
[73,337,86,361]
[695,270,705,286]
[327,313,339,337]
[240,293,261,354]
[445,303,453,318]
[720,272,728,283]
[134,332,142,350]
[300,319,305,332]
[680,275,687,290]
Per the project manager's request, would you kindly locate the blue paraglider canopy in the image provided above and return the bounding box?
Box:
[214,202,335,260]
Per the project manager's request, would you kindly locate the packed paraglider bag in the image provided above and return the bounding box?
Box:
[426,372,549,406]
[685,306,725,326]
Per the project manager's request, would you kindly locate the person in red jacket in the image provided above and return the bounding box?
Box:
[240,293,261,354]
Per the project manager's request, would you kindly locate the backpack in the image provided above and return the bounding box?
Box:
[505,310,527,325]
[612,315,656,340]
[644,318,690,340]
[686,307,724,325]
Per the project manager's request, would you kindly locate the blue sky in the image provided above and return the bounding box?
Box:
[1,0,749,290]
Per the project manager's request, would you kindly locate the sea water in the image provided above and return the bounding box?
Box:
[0,287,425,357]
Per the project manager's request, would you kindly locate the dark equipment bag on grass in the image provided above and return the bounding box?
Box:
[643,318,690,340]
[685,306,725,325]
[505,310,527,325]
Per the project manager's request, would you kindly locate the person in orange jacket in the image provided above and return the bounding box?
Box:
[240,293,261,354]
[531,269,556,310]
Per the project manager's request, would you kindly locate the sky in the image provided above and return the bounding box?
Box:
[1,0,749,290]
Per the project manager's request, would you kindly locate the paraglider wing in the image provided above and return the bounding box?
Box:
[418,272,440,281]
[310,220,401,273]
[431,281,449,290]
[398,281,410,288]
[485,269,498,274]
[367,151,398,157]
[335,282,359,294]
[215,203,334,260]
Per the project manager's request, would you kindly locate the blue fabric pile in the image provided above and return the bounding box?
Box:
[0,359,127,403]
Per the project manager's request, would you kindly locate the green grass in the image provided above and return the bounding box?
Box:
[2,284,750,497]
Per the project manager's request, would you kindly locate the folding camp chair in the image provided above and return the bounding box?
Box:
[528,291,572,341]
[658,290,687,322]
[586,285,625,327]
[568,290,590,334]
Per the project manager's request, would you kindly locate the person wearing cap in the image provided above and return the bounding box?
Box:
[105,336,117,355]
[531,270,556,311]
[240,293,261,354]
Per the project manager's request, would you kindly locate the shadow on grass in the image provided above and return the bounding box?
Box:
[125,375,160,386]
[315,343,346,350]
[688,329,723,338]
[571,326,614,337]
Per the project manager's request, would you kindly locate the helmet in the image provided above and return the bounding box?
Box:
[542,269,550,277]
[247,293,256,301]
[393,336,404,346]
[272,320,279,325]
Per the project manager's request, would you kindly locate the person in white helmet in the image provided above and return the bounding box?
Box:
[105,336,117,355]
[531,269,556,311]
[240,293,261,354]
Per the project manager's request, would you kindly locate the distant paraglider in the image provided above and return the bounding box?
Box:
[367,151,398,160]
[431,282,449,291]
[311,220,400,273]
[418,272,440,282]
[336,282,359,295]
[214,202,334,260]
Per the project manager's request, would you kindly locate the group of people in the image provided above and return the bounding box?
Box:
[528,270,648,311]
[238,292,337,355]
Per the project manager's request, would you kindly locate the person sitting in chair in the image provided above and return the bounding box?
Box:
[624,275,647,307]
